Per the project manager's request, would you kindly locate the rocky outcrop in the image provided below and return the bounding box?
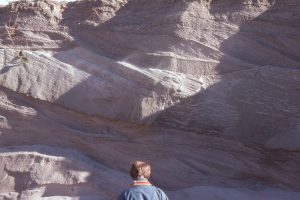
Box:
[0,0,299,199]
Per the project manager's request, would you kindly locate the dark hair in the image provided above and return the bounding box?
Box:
[130,161,151,179]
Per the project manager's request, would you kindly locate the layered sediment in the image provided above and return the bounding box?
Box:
[0,0,299,199]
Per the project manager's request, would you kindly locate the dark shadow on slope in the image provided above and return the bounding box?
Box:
[1,0,300,197]
[0,86,127,199]
[148,0,300,191]
[0,50,19,74]
[56,0,300,134]
[215,1,300,69]
[153,0,300,141]
[0,65,17,74]
[52,0,196,122]
[60,0,193,67]
[55,0,300,191]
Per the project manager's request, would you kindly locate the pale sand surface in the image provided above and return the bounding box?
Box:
[0,0,299,199]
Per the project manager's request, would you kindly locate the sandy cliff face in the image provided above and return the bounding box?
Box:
[0,0,299,199]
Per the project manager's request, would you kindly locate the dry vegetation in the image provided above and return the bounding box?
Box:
[1,4,29,63]
[4,11,19,47]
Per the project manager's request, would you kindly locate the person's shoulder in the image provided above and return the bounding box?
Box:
[153,186,169,199]
[153,186,166,193]
[117,188,139,200]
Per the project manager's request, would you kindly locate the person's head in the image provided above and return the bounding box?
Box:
[130,161,151,180]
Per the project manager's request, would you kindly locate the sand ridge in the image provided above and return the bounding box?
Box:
[0,0,299,199]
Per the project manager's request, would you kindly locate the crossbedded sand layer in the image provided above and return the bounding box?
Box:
[0,87,299,199]
[0,0,299,199]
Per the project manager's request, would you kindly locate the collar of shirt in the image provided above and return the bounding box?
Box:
[131,178,152,187]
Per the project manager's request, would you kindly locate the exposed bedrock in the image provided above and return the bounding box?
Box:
[0,87,299,199]
[0,0,299,199]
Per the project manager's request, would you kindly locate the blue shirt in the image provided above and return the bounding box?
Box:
[118,179,169,200]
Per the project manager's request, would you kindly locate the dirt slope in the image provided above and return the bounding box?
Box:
[0,0,299,199]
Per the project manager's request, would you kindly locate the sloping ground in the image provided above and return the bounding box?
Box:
[0,0,299,199]
[1,86,299,199]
